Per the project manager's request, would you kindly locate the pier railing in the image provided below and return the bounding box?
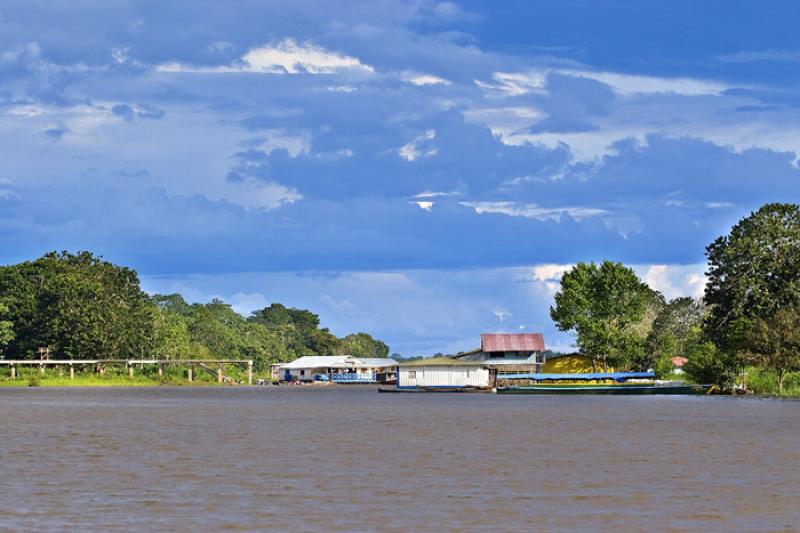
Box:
[0,359,254,384]
[331,372,376,383]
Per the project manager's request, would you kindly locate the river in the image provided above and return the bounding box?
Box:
[1,387,798,532]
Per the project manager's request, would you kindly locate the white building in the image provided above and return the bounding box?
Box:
[273,355,398,383]
[398,357,491,389]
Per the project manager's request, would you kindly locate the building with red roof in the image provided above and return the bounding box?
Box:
[453,333,546,369]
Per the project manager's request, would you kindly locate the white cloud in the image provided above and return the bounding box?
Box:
[474,71,547,96]
[555,69,730,96]
[215,176,301,211]
[7,105,46,117]
[227,292,270,315]
[257,129,311,157]
[398,129,437,161]
[402,72,451,86]
[111,47,130,64]
[411,201,434,211]
[638,264,707,300]
[474,67,731,98]
[705,201,734,209]
[532,264,573,283]
[157,38,374,74]
[461,201,608,222]
[326,85,357,93]
[493,309,512,322]
[413,191,456,198]
[0,41,41,64]
[207,41,235,54]
[0,177,19,200]
[718,49,800,63]
[462,106,545,140]
[531,264,572,296]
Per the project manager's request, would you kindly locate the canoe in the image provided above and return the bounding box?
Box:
[495,384,710,395]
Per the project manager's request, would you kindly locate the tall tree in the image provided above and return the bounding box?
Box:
[152,308,192,359]
[249,303,339,356]
[0,302,14,354]
[339,332,390,358]
[0,251,154,359]
[704,203,800,352]
[647,297,706,373]
[550,261,657,370]
[744,307,800,394]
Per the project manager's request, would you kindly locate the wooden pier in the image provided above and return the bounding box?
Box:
[0,359,254,385]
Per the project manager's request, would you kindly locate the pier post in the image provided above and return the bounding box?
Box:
[128,363,134,378]
[39,364,45,376]
[217,367,223,383]
[248,361,253,385]
[69,364,74,380]
[158,365,163,376]
[187,365,193,382]
[10,364,15,379]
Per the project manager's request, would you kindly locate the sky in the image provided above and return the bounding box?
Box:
[1,1,798,355]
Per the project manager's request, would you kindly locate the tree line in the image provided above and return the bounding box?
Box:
[0,251,389,371]
[550,202,800,393]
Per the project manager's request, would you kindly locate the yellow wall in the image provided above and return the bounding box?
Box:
[542,355,614,374]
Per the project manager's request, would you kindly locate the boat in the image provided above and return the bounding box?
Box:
[496,383,711,395]
[378,385,491,393]
[494,371,712,395]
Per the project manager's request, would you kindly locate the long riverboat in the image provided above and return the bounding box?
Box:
[495,383,711,395]
[494,371,712,395]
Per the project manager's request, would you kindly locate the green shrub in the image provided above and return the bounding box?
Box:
[746,367,800,396]
[683,342,733,385]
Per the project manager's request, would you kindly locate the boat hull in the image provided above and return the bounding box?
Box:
[496,384,710,395]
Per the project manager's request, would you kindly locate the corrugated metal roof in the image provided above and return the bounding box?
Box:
[277,356,399,370]
[400,357,487,367]
[356,358,399,367]
[481,333,545,352]
[278,355,358,369]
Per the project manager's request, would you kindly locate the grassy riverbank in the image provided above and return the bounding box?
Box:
[0,376,235,387]
[0,368,263,387]
[743,367,800,397]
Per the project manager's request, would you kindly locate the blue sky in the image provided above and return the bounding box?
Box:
[1,1,798,354]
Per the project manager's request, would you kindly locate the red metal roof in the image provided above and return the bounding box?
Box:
[481,333,545,352]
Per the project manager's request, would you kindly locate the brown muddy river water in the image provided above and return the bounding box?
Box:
[1,387,798,532]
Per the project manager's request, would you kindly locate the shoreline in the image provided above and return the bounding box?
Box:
[2,378,799,398]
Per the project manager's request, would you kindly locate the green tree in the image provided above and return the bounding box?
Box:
[744,307,800,394]
[0,302,14,354]
[683,341,733,386]
[339,332,390,358]
[249,303,339,357]
[704,203,800,353]
[187,300,243,358]
[152,308,192,359]
[646,297,706,375]
[0,251,154,359]
[550,261,657,370]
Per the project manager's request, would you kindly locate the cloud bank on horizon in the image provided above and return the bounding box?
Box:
[1,1,798,354]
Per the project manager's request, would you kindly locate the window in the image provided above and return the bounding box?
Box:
[408,371,416,378]
[300,370,305,376]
